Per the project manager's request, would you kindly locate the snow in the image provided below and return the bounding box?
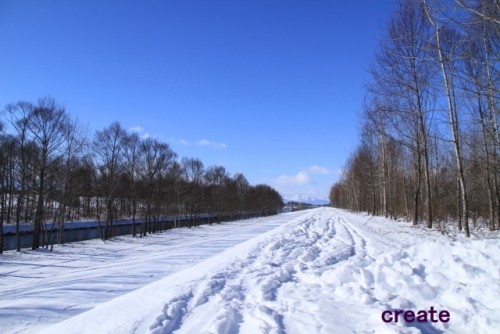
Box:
[1,208,498,334]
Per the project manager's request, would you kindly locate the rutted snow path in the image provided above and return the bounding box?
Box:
[148,210,366,334]
[140,208,450,334]
[2,208,499,334]
[0,211,308,333]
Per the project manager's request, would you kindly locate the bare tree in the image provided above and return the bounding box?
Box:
[166,161,183,228]
[93,122,127,240]
[4,102,33,251]
[123,133,141,237]
[205,166,229,223]
[0,122,9,253]
[233,173,250,217]
[46,117,87,249]
[459,0,499,230]
[181,157,205,226]
[138,138,176,235]
[422,0,471,236]
[247,184,283,215]
[455,0,500,24]
[368,0,436,226]
[26,97,70,249]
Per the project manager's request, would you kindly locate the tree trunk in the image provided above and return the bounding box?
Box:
[0,191,4,254]
[477,97,497,230]
[132,199,137,237]
[413,147,422,226]
[32,166,46,250]
[423,4,470,236]
[380,134,388,217]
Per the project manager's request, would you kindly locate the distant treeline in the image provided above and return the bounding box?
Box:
[0,97,283,253]
[330,0,498,237]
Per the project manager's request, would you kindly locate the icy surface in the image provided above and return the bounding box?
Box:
[1,208,498,334]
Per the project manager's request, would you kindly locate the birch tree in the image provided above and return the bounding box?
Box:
[123,133,141,236]
[138,138,176,235]
[422,0,471,236]
[93,122,127,240]
[368,0,436,226]
[27,97,70,249]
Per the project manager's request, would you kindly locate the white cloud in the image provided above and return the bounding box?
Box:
[197,139,227,150]
[274,171,311,185]
[129,126,144,134]
[167,138,191,146]
[308,165,331,175]
[272,165,336,199]
[167,138,226,149]
[129,126,154,139]
[274,165,331,186]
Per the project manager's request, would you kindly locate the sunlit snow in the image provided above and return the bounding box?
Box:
[1,208,498,333]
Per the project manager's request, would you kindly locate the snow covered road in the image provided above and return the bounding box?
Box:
[1,208,499,333]
[0,211,307,333]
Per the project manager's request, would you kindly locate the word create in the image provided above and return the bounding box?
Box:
[381,307,450,323]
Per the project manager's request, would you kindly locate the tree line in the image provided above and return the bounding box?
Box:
[0,97,283,253]
[330,0,498,237]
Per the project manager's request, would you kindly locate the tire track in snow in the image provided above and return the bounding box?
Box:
[149,208,440,333]
[1,212,309,334]
[147,208,364,334]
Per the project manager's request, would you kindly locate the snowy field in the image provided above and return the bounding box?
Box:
[1,208,498,334]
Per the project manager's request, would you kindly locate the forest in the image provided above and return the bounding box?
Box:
[0,98,283,253]
[330,0,498,237]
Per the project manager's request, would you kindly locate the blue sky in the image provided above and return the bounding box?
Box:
[0,0,396,200]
